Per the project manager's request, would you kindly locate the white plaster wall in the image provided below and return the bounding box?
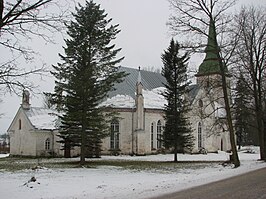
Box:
[139,111,164,154]
[189,87,232,153]
[101,110,164,155]
[102,111,134,155]
[35,131,54,156]
[9,110,37,156]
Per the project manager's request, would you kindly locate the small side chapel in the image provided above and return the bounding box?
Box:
[8,21,232,157]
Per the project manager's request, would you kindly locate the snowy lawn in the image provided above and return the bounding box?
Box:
[0,149,265,199]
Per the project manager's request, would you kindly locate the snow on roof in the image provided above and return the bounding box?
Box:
[24,107,58,130]
[101,87,167,109]
[101,94,135,108]
[143,87,166,109]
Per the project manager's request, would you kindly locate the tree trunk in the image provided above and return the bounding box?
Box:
[80,129,86,165]
[258,117,265,160]
[263,100,266,161]
[219,61,240,167]
[174,147,178,162]
[223,80,240,166]
[210,18,240,167]
[0,0,3,29]
[264,120,266,162]
[252,74,265,160]
[219,55,240,168]
[64,139,71,158]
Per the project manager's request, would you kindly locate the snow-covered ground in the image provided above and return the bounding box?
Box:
[0,149,265,199]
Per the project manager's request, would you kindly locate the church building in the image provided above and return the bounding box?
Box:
[8,22,231,157]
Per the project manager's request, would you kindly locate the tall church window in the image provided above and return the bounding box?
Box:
[198,122,203,149]
[45,138,50,150]
[151,123,154,149]
[110,120,120,150]
[157,120,162,149]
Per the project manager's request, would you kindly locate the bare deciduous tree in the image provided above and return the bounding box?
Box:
[0,0,69,93]
[233,6,266,160]
[168,0,240,167]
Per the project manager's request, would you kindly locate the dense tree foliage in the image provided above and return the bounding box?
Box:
[161,39,194,162]
[50,0,126,164]
[234,74,259,148]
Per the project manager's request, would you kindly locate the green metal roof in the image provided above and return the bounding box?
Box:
[108,67,166,98]
[108,66,200,104]
[197,19,222,76]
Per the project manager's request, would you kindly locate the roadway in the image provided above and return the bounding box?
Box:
[151,167,266,199]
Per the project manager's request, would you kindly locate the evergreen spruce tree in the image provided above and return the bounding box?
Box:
[50,0,126,164]
[161,39,194,162]
[234,74,258,147]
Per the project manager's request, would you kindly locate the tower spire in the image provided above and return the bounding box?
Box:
[196,18,221,76]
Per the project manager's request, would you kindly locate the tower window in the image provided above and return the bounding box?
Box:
[19,119,22,130]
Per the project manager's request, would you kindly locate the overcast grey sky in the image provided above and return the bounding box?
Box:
[1,0,266,134]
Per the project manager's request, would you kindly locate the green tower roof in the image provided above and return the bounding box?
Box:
[196,19,222,76]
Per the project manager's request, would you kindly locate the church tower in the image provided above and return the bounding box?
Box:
[196,19,222,77]
[193,19,232,152]
[195,19,230,104]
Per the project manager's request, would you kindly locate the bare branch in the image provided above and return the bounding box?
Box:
[0,0,73,94]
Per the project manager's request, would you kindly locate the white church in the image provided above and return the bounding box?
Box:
[8,23,232,157]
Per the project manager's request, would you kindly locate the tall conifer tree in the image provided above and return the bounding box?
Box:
[161,39,194,162]
[50,0,125,164]
[234,74,259,147]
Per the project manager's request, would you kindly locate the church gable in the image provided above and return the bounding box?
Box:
[8,107,58,132]
[8,107,34,133]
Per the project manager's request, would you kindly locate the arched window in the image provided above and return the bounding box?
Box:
[198,122,202,149]
[157,120,162,149]
[19,119,22,130]
[151,123,154,150]
[110,120,120,150]
[45,138,50,150]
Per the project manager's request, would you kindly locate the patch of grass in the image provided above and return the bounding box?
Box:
[0,157,223,172]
